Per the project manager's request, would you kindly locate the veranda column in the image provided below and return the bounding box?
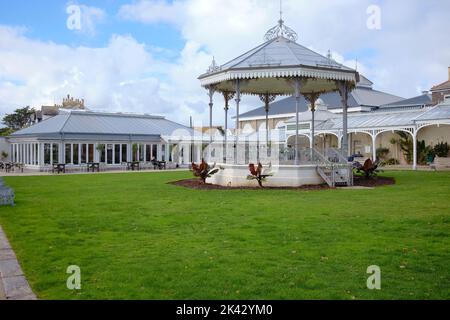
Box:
[371,131,377,162]
[157,144,163,161]
[165,144,171,162]
[338,82,350,157]
[294,78,302,164]
[234,79,241,164]
[413,129,417,170]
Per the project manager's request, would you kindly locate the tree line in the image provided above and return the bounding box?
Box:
[0,106,35,136]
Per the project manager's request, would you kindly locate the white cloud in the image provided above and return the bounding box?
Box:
[1,0,450,127]
[0,27,182,121]
[118,0,185,26]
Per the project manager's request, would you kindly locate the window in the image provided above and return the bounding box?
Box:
[35,144,38,165]
[121,144,127,163]
[81,144,87,164]
[107,144,113,164]
[139,144,145,162]
[161,145,165,161]
[98,144,105,163]
[146,145,151,162]
[132,144,138,162]
[88,144,94,163]
[52,144,59,164]
[114,145,120,164]
[152,144,158,160]
[169,145,173,162]
[73,144,79,165]
[65,144,72,164]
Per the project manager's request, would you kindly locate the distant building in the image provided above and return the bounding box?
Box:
[33,94,87,123]
[237,72,450,166]
[431,67,450,105]
[8,110,205,169]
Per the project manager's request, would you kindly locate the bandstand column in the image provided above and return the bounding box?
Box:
[305,94,319,152]
[259,93,276,158]
[413,129,418,170]
[311,108,315,149]
[222,91,234,163]
[338,82,350,158]
[294,78,302,164]
[207,86,215,162]
[234,79,241,164]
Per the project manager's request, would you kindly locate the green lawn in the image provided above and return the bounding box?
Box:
[0,171,449,300]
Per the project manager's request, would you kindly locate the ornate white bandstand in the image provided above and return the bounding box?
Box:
[198,14,359,187]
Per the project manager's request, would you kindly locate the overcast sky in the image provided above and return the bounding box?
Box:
[0,0,449,127]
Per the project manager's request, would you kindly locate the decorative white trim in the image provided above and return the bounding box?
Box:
[200,67,357,87]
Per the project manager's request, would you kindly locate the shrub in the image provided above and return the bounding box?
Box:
[381,158,400,166]
[376,147,390,160]
[434,142,449,158]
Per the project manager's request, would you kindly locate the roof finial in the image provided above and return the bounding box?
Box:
[264,0,298,42]
[207,56,220,73]
[279,0,283,22]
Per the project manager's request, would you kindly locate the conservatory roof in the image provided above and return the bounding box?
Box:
[285,103,450,131]
[380,93,433,109]
[9,110,194,139]
[414,100,450,122]
[238,80,403,119]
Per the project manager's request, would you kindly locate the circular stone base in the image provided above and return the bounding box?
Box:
[206,163,325,188]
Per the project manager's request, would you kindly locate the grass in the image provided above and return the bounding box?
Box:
[0,170,449,300]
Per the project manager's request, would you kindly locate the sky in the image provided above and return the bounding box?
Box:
[0,0,449,127]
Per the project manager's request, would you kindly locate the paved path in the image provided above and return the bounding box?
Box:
[0,225,37,300]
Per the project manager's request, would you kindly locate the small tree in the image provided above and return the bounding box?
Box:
[1,151,8,161]
[247,163,273,188]
[353,159,381,179]
[191,159,219,183]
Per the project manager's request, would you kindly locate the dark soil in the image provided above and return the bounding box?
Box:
[169,176,395,191]
[353,176,396,187]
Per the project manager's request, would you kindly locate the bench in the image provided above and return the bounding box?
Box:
[127,161,140,171]
[87,162,100,172]
[151,160,166,170]
[431,157,450,170]
[52,164,66,174]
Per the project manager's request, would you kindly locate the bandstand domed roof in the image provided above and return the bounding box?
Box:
[199,19,359,96]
